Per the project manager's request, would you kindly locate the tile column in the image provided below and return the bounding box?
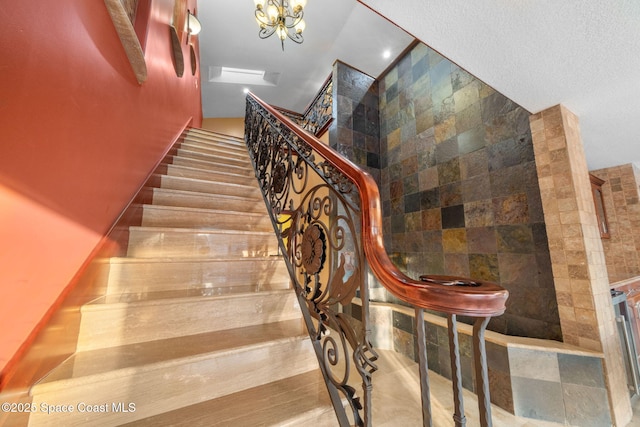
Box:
[529,105,631,426]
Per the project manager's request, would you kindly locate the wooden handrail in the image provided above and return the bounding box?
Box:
[249,93,508,317]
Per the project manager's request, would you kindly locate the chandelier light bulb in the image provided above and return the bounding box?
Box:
[276,26,287,40]
[267,5,279,23]
[292,0,307,10]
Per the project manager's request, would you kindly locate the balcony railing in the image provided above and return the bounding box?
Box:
[244,92,508,427]
[274,75,333,137]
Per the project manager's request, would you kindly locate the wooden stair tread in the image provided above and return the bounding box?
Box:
[151,174,262,198]
[181,134,246,146]
[179,141,249,158]
[149,186,263,203]
[121,370,337,427]
[163,158,253,176]
[139,205,273,231]
[126,227,279,258]
[129,225,275,236]
[85,287,293,307]
[109,255,284,264]
[176,148,250,165]
[32,320,308,391]
[165,155,251,173]
[153,173,257,189]
[186,129,244,140]
[144,187,266,215]
[183,136,245,148]
[179,137,248,151]
[141,202,268,217]
[186,129,244,142]
[162,163,254,180]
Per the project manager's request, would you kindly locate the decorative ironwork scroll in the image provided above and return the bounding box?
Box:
[275,75,333,137]
[300,76,333,135]
[246,94,376,426]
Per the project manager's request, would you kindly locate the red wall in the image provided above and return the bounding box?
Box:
[0,0,202,373]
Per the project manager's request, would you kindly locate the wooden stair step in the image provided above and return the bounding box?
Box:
[148,187,264,212]
[154,174,261,198]
[165,155,254,177]
[176,147,250,167]
[122,370,337,427]
[127,226,279,258]
[181,137,246,153]
[181,139,247,156]
[105,256,290,294]
[159,163,256,186]
[140,204,273,231]
[186,129,244,144]
[29,321,318,426]
[183,131,245,144]
[77,289,301,350]
[179,140,248,159]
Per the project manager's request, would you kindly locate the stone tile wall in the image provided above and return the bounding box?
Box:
[590,163,640,283]
[377,42,560,340]
[329,60,381,184]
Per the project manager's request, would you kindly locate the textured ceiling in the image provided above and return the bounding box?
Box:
[358,0,640,170]
[199,0,640,170]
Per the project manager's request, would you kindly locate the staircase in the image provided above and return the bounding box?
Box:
[24,129,338,426]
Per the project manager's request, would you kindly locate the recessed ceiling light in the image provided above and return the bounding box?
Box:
[382,50,391,59]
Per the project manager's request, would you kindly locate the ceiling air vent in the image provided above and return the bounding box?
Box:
[208,66,280,86]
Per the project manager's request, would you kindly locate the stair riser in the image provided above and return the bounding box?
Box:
[176,148,249,167]
[163,164,256,186]
[166,156,253,177]
[185,132,244,144]
[182,137,245,152]
[185,130,244,144]
[179,141,247,159]
[127,229,280,258]
[105,259,290,294]
[150,188,265,213]
[28,338,317,427]
[157,175,261,198]
[141,206,274,231]
[77,292,301,350]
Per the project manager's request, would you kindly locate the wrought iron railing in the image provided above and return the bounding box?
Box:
[275,75,333,136]
[245,92,508,427]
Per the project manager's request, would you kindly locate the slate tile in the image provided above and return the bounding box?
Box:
[562,383,611,427]
[439,182,463,207]
[421,188,441,209]
[511,377,565,423]
[557,353,606,388]
[438,158,461,185]
[442,204,465,229]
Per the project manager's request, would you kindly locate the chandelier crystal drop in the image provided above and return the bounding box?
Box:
[254,0,307,51]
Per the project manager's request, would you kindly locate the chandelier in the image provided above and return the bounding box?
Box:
[254,0,307,51]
